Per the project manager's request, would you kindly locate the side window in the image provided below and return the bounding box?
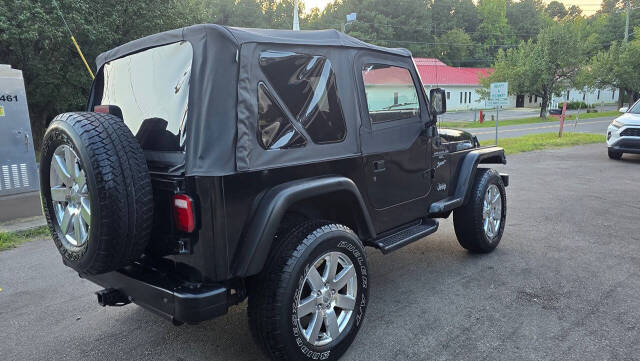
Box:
[259,51,347,144]
[257,83,306,150]
[361,64,420,123]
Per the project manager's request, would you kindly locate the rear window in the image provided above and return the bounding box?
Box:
[100,41,193,151]
[259,50,347,145]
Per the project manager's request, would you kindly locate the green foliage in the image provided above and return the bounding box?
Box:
[436,29,473,66]
[0,0,634,149]
[482,21,586,117]
[480,132,606,155]
[506,0,549,42]
[307,0,434,56]
[562,101,594,110]
[581,38,640,104]
[0,226,50,251]
[476,0,516,64]
[545,1,568,20]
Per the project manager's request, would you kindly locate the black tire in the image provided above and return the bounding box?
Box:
[608,148,623,160]
[453,168,506,253]
[248,221,369,361]
[40,112,153,275]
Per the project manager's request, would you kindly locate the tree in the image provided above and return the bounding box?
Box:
[582,39,640,106]
[475,0,516,65]
[545,1,568,20]
[436,29,473,66]
[567,5,583,19]
[307,0,434,57]
[506,0,550,42]
[482,22,585,117]
[0,0,203,147]
[430,0,480,35]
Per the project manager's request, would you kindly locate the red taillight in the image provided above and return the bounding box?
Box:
[173,194,195,233]
[93,105,110,114]
[93,105,123,119]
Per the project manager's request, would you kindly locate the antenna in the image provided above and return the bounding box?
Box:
[52,0,95,79]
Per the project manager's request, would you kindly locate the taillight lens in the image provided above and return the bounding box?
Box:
[93,105,110,114]
[173,194,195,233]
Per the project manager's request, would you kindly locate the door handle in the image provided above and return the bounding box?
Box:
[373,160,386,172]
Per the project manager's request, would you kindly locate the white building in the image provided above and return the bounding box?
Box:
[414,58,618,111]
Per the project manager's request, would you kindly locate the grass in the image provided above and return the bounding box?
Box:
[480,132,606,155]
[0,226,50,251]
[440,110,620,129]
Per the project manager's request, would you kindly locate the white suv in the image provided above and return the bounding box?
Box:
[607,99,640,159]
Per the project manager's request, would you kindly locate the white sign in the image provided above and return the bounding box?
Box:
[486,99,509,107]
[346,13,357,23]
[488,82,509,107]
[490,82,508,100]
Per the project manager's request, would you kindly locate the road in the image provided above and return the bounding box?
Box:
[2,144,640,361]
[467,116,614,142]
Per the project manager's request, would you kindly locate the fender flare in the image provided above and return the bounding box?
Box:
[456,146,507,204]
[429,146,507,214]
[232,176,376,277]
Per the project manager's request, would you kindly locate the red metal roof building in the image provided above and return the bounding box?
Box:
[413,58,492,86]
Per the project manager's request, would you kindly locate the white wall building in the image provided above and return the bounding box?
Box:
[414,58,618,111]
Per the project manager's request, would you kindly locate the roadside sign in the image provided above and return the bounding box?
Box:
[488,82,509,106]
[486,99,509,107]
[489,82,509,145]
[490,82,508,100]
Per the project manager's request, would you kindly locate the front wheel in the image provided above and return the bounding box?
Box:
[248,222,369,361]
[453,168,506,253]
[608,148,623,160]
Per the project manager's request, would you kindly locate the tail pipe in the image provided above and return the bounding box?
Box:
[96,288,130,307]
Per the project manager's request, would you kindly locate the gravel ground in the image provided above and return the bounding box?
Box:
[1,143,639,361]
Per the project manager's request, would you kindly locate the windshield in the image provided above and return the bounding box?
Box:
[629,100,640,114]
[100,41,193,151]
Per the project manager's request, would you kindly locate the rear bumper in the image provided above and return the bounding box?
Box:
[82,263,229,324]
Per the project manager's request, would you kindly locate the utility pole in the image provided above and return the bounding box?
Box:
[625,0,630,42]
[293,0,300,31]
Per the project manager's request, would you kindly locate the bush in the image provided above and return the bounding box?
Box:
[561,101,595,110]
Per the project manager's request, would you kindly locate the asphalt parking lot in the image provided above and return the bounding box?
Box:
[1,143,639,361]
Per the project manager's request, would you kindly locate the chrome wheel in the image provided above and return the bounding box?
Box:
[296,251,358,347]
[482,184,502,240]
[49,144,91,249]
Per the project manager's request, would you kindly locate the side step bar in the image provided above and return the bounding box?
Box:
[368,219,439,254]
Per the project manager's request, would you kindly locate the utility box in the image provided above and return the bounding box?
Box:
[0,64,41,222]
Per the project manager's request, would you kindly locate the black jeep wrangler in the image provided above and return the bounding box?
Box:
[40,25,508,361]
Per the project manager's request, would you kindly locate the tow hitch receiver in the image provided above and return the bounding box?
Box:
[96,288,130,307]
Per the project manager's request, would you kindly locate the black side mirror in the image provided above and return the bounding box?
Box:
[429,88,447,116]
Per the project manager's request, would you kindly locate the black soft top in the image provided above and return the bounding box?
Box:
[96,24,410,68]
[93,25,418,176]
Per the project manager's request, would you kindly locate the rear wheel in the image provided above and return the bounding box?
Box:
[453,169,506,253]
[248,221,369,361]
[40,112,153,275]
[608,148,623,160]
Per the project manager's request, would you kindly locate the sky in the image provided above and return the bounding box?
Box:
[302,0,604,16]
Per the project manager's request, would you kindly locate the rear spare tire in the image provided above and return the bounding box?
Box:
[40,112,153,275]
